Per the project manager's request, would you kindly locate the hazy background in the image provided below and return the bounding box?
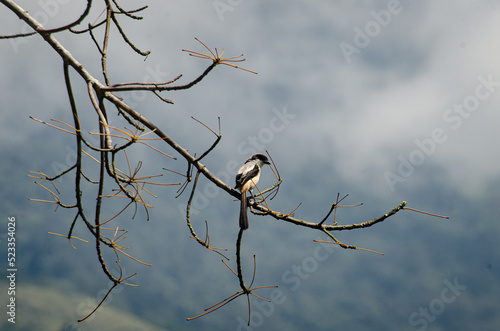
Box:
[1,1,499,330]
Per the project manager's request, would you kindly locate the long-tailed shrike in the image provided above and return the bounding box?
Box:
[234,153,270,230]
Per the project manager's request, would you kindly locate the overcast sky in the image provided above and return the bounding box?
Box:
[1,1,500,330]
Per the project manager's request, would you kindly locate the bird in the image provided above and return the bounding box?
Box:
[234,153,270,230]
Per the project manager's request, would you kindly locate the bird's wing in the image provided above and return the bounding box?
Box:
[235,164,260,189]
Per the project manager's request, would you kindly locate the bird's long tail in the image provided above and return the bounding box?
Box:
[239,191,249,230]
